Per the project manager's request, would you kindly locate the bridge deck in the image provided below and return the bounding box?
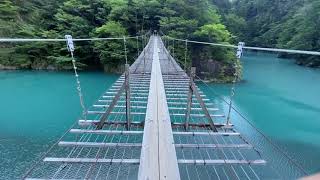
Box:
[26,36,272,180]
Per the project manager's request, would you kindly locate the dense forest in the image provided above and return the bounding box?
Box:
[216,0,320,67]
[0,0,319,81]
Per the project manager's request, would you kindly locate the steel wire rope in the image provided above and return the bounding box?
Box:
[0,35,145,43]
[162,36,320,56]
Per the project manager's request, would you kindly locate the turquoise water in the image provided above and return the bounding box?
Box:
[0,52,320,179]
[201,52,320,175]
[0,71,118,179]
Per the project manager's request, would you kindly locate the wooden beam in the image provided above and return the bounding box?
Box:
[191,80,218,132]
[125,64,131,130]
[78,120,143,127]
[177,159,266,165]
[172,132,239,136]
[58,141,142,147]
[69,129,143,135]
[175,144,253,148]
[96,80,125,130]
[44,157,140,164]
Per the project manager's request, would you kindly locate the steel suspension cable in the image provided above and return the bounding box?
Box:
[163,35,320,56]
[0,35,144,43]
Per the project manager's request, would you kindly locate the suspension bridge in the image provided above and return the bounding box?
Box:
[17,34,269,180]
[0,31,314,179]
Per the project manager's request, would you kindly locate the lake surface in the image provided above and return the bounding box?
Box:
[0,52,320,179]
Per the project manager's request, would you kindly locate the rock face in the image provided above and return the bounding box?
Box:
[192,59,238,83]
[0,64,18,70]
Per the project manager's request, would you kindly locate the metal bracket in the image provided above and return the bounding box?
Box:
[236,42,245,58]
[65,35,74,52]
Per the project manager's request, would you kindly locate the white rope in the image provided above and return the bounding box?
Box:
[163,36,320,56]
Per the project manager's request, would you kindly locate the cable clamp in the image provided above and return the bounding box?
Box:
[65,35,75,52]
[236,42,245,58]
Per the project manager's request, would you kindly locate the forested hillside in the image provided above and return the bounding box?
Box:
[0,0,239,82]
[216,0,320,67]
[0,0,319,79]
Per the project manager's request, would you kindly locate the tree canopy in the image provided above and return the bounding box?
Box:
[0,0,238,73]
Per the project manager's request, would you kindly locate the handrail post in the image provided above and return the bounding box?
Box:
[184,39,188,71]
[185,67,195,131]
[125,64,131,130]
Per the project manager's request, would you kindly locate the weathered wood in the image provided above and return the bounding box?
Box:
[125,64,131,130]
[169,107,218,111]
[69,129,144,135]
[171,113,224,118]
[138,36,180,180]
[172,131,239,136]
[191,78,218,132]
[93,105,146,109]
[78,120,144,127]
[177,159,266,165]
[44,158,140,164]
[87,111,145,115]
[185,67,195,131]
[175,143,253,148]
[98,100,147,103]
[58,141,142,147]
[96,80,125,130]
[78,120,232,128]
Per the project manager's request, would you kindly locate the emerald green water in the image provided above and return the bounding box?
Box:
[201,52,320,175]
[0,52,320,179]
[0,71,118,179]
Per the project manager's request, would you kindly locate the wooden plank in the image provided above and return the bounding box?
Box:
[172,122,233,128]
[69,129,143,135]
[138,36,180,180]
[167,102,214,106]
[93,105,147,109]
[172,131,239,136]
[171,113,224,118]
[98,100,147,104]
[169,107,218,111]
[87,111,145,115]
[177,159,266,165]
[175,144,253,148]
[78,120,143,126]
[58,141,142,147]
[78,120,232,128]
[44,158,140,164]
